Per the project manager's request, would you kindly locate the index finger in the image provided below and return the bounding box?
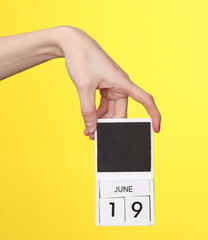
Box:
[127,81,161,133]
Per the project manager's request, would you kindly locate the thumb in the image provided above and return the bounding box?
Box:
[77,86,97,133]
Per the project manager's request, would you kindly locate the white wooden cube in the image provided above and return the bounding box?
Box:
[99,198,125,224]
[125,196,150,223]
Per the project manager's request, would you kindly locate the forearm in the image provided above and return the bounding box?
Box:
[0,27,68,80]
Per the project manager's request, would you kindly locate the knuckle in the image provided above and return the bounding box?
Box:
[114,74,130,91]
[76,80,91,90]
[148,93,154,102]
[117,70,129,81]
[119,71,130,81]
[81,107,95,116]
[74,73,92,90]
[145,93,155,106]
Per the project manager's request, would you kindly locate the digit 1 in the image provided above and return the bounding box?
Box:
[132,202,143,217]
[109,202,115,217]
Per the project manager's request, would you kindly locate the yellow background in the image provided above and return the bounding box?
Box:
[0,0,208,239]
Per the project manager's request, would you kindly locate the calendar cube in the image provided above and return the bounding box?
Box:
[125,196,150,223]
[100,198,125,224]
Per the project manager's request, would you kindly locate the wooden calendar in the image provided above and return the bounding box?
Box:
[95,119,155,226]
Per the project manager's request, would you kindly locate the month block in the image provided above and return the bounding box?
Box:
[100,180,150,198]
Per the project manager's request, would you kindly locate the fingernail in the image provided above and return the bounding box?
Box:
[89,133,95,140]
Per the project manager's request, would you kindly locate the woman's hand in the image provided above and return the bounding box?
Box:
[60,26,161,139]
[0,26,161,140]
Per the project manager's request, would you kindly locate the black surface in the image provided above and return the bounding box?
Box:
[97,122,151,172]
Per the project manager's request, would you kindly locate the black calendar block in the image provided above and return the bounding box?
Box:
[97,122,151,172]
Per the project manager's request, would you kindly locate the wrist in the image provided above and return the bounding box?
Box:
[53,26,80,58]
[54,25,93,58]
[37,26,77,59]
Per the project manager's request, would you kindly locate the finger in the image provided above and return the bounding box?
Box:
[77,86,97,133]
[101,99,114,118]
[127,81,161,132]
[97,96,108,118]
[89,132,95,140]
[84,128,89,136]
[112,97,128,118]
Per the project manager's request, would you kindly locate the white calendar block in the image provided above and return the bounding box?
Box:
[100,198,125,224]
[125,196,150,223]
[100,180,150,198]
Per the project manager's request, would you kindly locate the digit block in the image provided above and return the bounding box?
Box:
[125,196,150,223]
[100,198,125,224]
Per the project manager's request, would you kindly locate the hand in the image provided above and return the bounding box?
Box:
[61,26,161,140]
[0,26,161,140]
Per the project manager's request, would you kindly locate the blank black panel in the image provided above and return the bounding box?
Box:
[97,122,151,172]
